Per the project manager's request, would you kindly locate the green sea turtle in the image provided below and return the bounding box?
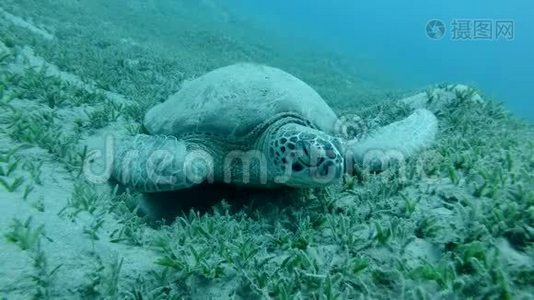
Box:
[111,63,438,192]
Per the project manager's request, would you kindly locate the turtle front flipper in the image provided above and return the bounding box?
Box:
[112,134,212,192]
[346,108,438,172]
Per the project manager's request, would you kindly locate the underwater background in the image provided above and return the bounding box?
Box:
[227,0,534,121]
[0,0,533,299]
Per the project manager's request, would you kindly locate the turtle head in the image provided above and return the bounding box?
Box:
[265,123,344,187]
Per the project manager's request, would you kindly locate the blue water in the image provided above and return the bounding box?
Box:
[228,0,534,121]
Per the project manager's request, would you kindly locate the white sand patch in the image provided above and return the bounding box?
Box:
[0,101,159,297]
[0,34,160,297]
[403,238,441,268]
[0,8,54,41]
[0,140,159,296]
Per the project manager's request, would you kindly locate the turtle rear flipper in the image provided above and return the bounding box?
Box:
[112,134,212,192]
[347,109,438,172]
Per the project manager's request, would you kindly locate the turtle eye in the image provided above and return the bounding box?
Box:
[292,162,304,172]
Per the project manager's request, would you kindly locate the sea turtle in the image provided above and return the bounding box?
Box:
[111,63,438,192]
